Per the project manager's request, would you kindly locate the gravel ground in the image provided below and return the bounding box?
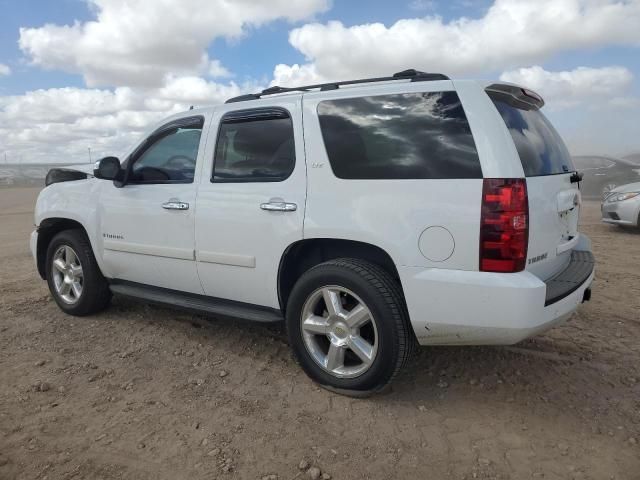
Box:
[1,186,639,480]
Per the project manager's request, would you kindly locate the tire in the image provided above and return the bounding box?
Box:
[45,229,111,316]
[286,258,414,396]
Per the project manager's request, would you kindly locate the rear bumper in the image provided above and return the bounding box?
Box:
[399,236,594,346]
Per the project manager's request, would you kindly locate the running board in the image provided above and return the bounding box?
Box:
[109,280,283,323]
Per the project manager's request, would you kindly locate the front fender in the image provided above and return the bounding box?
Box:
[35,179,109,277]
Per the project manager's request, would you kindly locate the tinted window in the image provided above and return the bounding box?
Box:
[213,108,295,182]
[489,96,574,176]
[131,127,201,183]
[317,92,481,180]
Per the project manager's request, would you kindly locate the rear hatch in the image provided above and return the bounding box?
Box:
[487,86,581,281]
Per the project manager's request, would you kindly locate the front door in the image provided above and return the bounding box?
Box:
[98,115,207,294]
[195,98,306,308]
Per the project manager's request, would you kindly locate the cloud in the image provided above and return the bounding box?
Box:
[273,0,640,86]
[499,65,634,108]
[208,60,231,79]
[19,0,329,87]
[495,65,640,155]
[5,0,640,164]
[8,0,327,162]
[0,64,11,76]
[0,78,256,164]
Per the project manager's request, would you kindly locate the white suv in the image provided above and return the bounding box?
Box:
[31,69,594,395]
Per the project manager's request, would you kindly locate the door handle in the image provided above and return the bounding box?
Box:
[162,201,189,210]
[260,201,297,212]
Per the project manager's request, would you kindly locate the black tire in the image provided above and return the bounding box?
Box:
[45,229,111,316]
[286,258,414,396]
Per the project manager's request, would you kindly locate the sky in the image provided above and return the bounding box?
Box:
[0,0,639,164]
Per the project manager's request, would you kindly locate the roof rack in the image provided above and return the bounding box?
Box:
[225,69,449,104]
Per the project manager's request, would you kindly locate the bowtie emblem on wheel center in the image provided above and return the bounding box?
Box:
[333,325,347,337]
[329,319,350,344]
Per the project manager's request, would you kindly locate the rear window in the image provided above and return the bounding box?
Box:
[489,96,574,176]
[317,92,482,179]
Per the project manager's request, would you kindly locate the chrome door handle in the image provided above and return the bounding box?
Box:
[162,201,189,210]
[260,201,297,212]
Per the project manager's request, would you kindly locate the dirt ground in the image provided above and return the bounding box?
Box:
[0,186,638,480]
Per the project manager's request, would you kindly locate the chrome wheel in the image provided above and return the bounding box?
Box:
[51,245,84,304]
[300,286,378,378]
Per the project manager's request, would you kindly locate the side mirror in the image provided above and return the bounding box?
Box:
[94,156,122,180]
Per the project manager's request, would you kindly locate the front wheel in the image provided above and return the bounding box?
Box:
[45,229,111,316]
[286,258,414,396]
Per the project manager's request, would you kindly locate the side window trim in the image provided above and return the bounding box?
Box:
[124,115,205,185]
[211,107,295,183]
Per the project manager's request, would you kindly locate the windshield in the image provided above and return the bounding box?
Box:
[489,95,575,176]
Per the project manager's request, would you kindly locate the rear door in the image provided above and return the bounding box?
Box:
[194,97,306,308]
[488,90,580,280]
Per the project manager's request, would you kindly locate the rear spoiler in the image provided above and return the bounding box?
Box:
[485,83,545,110]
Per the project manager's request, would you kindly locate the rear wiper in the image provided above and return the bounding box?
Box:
[570,171,583,183]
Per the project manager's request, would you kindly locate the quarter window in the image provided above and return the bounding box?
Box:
[212,108,295,182]
[317,92,482,180]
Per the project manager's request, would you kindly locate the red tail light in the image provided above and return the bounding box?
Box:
[480,178,529,273]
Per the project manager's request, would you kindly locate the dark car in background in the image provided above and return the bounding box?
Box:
[573,155,640,199]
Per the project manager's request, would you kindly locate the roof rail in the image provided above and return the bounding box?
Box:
[225,69,449,104]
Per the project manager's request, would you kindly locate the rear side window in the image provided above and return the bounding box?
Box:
[489,95,574,176]
[317,92,481,180]
[213,108,295,182]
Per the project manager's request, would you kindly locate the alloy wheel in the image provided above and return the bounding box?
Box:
[51,245,84,304]
[300,285,378,378]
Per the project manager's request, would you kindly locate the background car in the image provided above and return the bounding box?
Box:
[572,155,640,199]
[601,181,640,228]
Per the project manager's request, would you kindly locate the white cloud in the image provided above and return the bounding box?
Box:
[499,65,634,108]
[0,78,256,164]
[273,0,640,86]
[208,60,231,79]
[0,63,11,76]
[7,0,328,163]
[19,0,329,87]
[607,96,640,109]
[4,0,640,164]
[271,63,322,87]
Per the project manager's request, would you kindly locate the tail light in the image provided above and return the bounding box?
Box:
[480,178,529,273]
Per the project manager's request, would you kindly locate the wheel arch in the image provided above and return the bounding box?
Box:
[36,217,91,279]
[277,238,403,312]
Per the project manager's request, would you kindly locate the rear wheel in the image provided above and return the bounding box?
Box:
[286,258,413,396]
[46,229,111,316]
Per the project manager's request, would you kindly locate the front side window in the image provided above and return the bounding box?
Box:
[317,92,482,180]
[212,108,295,182]
[130,125,202,184]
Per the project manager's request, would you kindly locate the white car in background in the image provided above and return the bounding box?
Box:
[31,69,595,395]
[601,182,640,228]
